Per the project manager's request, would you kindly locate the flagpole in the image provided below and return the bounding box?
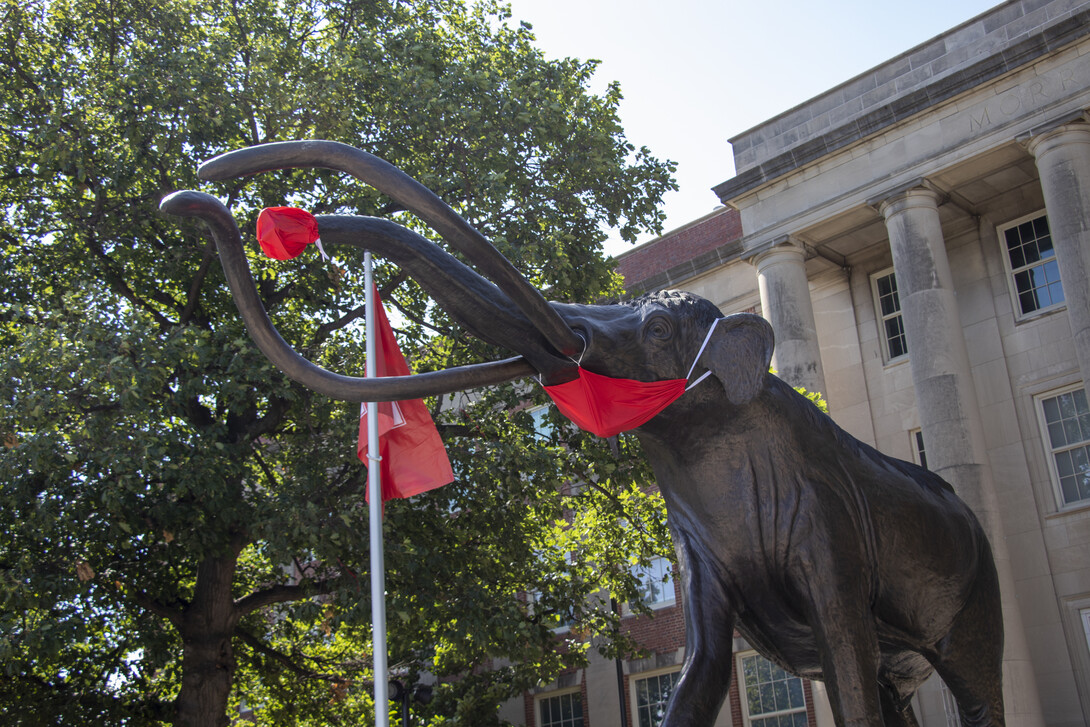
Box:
[364,251,390,727]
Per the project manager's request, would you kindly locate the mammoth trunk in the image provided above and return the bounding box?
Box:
[318,215,576,383]
[174,552,241,727]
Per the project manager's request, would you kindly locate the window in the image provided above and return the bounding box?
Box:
[538,690,584,727]
[634,556,674,608]
[871,270,907,361]
[1000,213,1064,317]
[910,429,928,469]
[634,670,680,727]
[738,652,807,727]
[1037,385,1090,507]
[529,404,554,438]
[939,681,962,727]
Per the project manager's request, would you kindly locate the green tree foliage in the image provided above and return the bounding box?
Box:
[0,0,676,725]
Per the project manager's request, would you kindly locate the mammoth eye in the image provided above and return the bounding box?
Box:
[645,316,673,341]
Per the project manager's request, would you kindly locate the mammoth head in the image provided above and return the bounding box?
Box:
[161,141,776,416]
[562,291,775,409]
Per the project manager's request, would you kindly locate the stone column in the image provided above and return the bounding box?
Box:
[878,185,1044,727]
[1026,122,1090,391]
[751,238,827,396]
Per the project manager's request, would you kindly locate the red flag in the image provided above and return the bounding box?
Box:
[358,288,454,502]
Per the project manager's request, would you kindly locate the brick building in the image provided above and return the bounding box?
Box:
[505,2,1090,726]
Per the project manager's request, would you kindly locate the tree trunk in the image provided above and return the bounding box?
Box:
[174,547,242,727]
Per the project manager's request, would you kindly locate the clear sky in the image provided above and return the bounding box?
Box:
[503,0,1000,255]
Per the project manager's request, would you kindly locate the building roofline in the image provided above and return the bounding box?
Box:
[715,2,1090,205]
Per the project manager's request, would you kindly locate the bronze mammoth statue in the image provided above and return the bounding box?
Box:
[162,141,1005,727]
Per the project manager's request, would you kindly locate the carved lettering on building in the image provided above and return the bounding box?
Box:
[968,63,1085,132]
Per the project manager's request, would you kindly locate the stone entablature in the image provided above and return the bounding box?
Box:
[717,0,1090,205]
[725,31,1090,256]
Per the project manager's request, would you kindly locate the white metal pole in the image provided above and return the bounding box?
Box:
[364,251,390,727]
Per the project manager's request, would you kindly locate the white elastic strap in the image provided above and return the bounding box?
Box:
[314,237,330,262]
[571,332,588,366]
[685,318,723,391]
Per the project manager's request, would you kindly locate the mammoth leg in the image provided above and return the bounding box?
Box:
[929,563,1006,727]
[799,541,885,727]
[660,541,736,727]
[879,684,921,727]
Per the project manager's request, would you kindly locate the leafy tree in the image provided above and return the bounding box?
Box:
[0,0,676,725]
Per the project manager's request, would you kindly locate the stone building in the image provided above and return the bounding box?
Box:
[505,1,1090,727]
[509,2,1090,726]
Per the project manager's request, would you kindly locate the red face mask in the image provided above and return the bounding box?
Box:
[542,319,720,437]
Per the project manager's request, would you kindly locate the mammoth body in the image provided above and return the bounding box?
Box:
[164,141,1004,727]
[558,294,1004,727]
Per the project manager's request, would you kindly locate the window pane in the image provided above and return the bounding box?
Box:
[1023,239,1042,266]
[635,673,678,727]
[740,654,807,723]
[1044,397,1061,423]
[1018,288,1040,314]
[1007,216,1062,316]
[1056,449,1074,477]
[1043,388,1090,506]
[1073,446,1090,480]
[1049,281,1066,306]
[747,683,762,714]
[788,677,804,708]
[760,682,775,712]
[1008,244,1026,269]
[1062,474,1080,504]
[1033,215,1051,240]
[1060,393,1078,419]
[540,693,584,727]
[1005,226,1021,249]
[1065,416,1083,446]
[1018,219,1035,241]
[773,679,789,710]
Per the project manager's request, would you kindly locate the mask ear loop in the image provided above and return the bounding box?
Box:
[685,318,722,391]
[537,332,588,386]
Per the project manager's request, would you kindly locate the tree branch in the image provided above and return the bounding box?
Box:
[178,236,217,326]
[235,628,328,680]
[128,586,185,628]
[234,577,341,615]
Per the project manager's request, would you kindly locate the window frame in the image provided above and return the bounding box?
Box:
[870,268,908,364]
[630,667,681,727]
[736,650,808,727]
[909,428,927,470]
[629,555,676,612]
[1034,382,1090,509]
[997,211,1065,321]
[536,688,585,727]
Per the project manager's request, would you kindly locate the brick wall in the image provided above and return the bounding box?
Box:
[614,208,742,292]
[619,577,685,654]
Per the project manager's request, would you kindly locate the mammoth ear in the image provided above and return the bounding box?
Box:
[699,313,775,406]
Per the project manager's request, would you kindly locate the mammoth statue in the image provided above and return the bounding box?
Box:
[162,141,1004,727]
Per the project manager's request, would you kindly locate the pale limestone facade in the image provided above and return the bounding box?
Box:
[518,3,1090,727]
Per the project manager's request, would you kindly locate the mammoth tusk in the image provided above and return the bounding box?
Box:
[159,190,535,402]
[197,140,583,358]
